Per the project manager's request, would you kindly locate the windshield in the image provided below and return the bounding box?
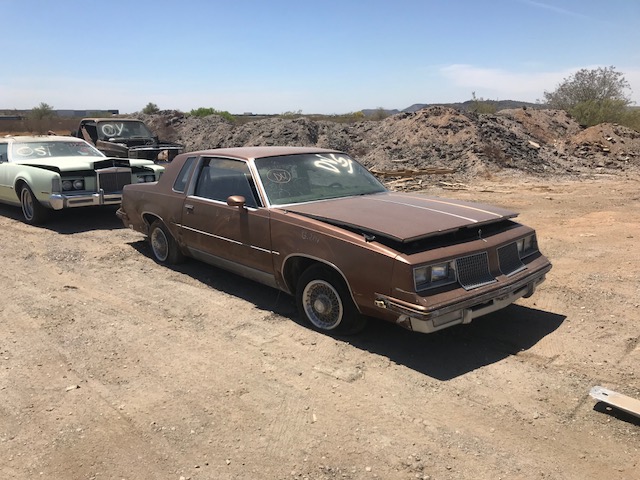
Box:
[96,120,154,140]
[10,140,105,160]
[254,152,386,206]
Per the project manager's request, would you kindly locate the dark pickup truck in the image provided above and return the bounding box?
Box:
[72,118,183,162]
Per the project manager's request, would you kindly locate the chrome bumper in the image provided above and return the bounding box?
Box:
[48,191,123,210]
[375,265,551,334]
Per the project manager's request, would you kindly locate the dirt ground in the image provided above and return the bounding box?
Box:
[0,173,639,480]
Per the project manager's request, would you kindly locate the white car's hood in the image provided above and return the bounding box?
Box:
[15,156,155,171]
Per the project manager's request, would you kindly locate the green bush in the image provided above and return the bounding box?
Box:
[470,92,497,114]
[620,108,640,131]
[568,98,628,127]
[30,102,55,120]
[325,111,366,123]
[543,66,634,127]
[189,107,235,122]
[372,107,389,120]
[279,110,303,118]
[142,102,160,114]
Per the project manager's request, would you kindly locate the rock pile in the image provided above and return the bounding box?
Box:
[139,106,640,181]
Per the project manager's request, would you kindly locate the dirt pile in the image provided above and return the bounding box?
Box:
[139,107,640,180]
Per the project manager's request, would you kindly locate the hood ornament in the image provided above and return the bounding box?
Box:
[478,228,487,243]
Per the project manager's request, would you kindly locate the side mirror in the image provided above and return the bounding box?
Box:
[227,195,246,208]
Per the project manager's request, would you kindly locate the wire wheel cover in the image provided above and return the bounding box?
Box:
[302,279,343,330]
[151,227,169,261]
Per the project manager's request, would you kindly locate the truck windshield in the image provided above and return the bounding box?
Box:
[96,121,154,140]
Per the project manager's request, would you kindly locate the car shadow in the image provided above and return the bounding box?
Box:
[0,204,124,234]
[129,239,565,381]
[347,306,565,380]
[130,239,300,317]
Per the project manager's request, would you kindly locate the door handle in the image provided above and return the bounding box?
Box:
[185,204,194,213]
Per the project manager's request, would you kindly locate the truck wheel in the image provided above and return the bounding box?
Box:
[20,185,49,225]
[149,220,184,265]
[296,264,367,335]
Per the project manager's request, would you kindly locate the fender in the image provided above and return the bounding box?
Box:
[8,164,59,206]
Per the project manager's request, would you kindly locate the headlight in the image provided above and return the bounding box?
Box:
[517,234,538,259]
[414,266,429,285]
[431,264,450,281]
[137,175,156,183]
[414,260,457,291]
[62,179,84,191]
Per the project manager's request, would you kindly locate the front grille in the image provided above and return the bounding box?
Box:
[456,252,496,290]
[97,167,132,193]
[498,242,526,276]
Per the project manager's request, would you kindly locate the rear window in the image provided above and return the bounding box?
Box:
[173,156,197,192]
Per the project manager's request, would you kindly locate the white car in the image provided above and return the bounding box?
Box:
[0,135,164,224]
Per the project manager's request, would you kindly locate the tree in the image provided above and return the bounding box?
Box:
[142,102,160,114]
[543,66,632,126]
[30,102,54,120]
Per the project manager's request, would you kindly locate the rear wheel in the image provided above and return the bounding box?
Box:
[20,185,49,225]
[149,220,184,264]
[296,264,367,335]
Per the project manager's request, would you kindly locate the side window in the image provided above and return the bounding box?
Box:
[172,156,197,192]
[80,123,98,143]
[194,157,260,208]
[0,143,7,162]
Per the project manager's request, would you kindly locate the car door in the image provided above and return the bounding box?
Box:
[180,157,276,287]
[0,143,13,201]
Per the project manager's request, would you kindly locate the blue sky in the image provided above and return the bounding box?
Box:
[2,0,639,114]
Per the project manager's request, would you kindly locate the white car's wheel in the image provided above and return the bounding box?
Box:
[20,185,49,225]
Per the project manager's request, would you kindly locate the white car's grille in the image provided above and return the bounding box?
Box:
[97,167,132,193]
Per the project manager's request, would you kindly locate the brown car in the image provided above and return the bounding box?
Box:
[117,146,551,335]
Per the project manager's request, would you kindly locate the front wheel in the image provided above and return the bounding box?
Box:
[296,264,367,335]
[149,220,184,265]
[20,185,49,225]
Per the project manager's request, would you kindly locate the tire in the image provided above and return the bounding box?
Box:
[149,220,184,265]
[296,264,367,335]
[20,185,49,225]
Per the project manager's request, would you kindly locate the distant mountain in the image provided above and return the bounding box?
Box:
[361,108,401,117]
[402,100,543,113]
[362,100,543,117]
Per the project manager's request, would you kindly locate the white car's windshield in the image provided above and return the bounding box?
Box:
[11,140,105,159]
[254,152,386,206]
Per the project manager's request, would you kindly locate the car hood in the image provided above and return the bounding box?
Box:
[282,192,518,243]
[16,156,155,171]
